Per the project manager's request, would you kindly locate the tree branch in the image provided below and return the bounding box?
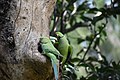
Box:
[92,7,120,25]
[64,7,120,34]
[63,22,90,34]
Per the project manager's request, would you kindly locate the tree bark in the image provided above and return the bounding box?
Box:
[0,0,56,80]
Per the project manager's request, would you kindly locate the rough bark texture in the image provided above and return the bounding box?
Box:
[0,0,56,80]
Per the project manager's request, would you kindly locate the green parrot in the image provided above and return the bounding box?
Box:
[40,37,62,80]
[40,37,62,57]
[56,32,72,65]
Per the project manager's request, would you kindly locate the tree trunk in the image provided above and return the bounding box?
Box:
[0,0,56,80]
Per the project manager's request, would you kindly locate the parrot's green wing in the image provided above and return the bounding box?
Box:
[61,45,73,65]
[41,43,63,57]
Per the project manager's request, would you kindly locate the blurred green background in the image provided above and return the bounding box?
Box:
[50,0,120,79]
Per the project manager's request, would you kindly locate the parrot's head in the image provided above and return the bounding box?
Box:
[55,32,64,39]
[40,37,49,44]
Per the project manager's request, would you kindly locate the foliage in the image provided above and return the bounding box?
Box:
[50,0,120,80]
[74,55,120,80]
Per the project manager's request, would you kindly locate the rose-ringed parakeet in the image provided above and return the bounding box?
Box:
[40,37,62,80]
[40,37,62,57]
[56,32,72,65]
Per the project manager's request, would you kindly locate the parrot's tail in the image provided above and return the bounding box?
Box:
[51,58,59,80]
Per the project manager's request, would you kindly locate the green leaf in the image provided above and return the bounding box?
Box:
[86,34,94,41]
[71,58,81,62]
